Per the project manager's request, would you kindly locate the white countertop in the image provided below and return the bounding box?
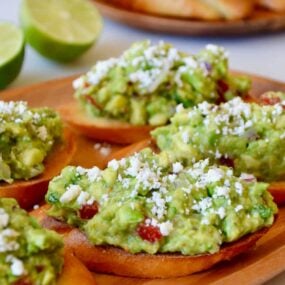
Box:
[1,1,285,284]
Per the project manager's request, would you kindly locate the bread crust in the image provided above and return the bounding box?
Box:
[0,128,76,209]
[107,0,254,20]
[268,182,285,206]
[31,208,271,278]
[258,0,285,12]
[59,102,153,144]
[64,227,268,278]
[57,251,96,285]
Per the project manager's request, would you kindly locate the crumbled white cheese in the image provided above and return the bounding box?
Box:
[60,184,82,203]
[215,186,230,197]
[37,126,48,141]
[235,205,243,212]
[175,104,184,113]
[216,207,226,219]
[108,159,120,171]
[72,77,85,89]
[33,205,39,210]
[235,182,243,195]
[159,221,173,236]
[0,229,20,252]
[99,146,111,157]
[0,208,9,228]
[172,162,183,173]
[86,167,101,183]
[6,255,25,276]
[77,191,94,206]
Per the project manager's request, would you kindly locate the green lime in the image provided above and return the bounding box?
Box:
[20,0,103,62]
[0,23,25,89]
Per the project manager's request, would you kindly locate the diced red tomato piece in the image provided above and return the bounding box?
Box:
[79,202,99,220]
[260,94,281,105]
[137,223,162,243]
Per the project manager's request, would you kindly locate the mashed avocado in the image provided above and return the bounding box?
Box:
[73,41,250,126]
[152,96,285,182]
[0,198,63,285]
[0,101,62,183]
[46,149,276,255]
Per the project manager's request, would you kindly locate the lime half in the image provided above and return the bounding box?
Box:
[0,23,25,89]
[20,0,103,62]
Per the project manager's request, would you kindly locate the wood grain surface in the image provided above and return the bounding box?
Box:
[93,0,285,36]
[1,73,285,284]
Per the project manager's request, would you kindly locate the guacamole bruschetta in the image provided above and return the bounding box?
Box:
[0,198,96,285]
[60,41,250,144]
[0,101,75,209]
[35,149,276,278]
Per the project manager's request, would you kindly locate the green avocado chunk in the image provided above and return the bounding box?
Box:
[73,41,250,126]
[46,149,277,255]
[152,94,285,182]
[0,198,63,285]
[0,101,62,183]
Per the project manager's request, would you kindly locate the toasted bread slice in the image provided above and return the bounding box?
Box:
[268,182,285,206]
[31,207,270,278]
[57,251,96,285]
[258,0,285,12]
[64,227,268,278]
[30,204,72,234]
[107,0,254,20]
[0,128,76,209]
[59,102,153,145]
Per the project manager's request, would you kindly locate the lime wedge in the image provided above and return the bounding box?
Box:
[0,23,25,89]
[20,0,103,62]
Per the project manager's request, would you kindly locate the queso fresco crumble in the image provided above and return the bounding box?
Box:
[46,148,277,255]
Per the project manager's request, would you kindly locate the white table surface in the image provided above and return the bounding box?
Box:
[1,1,285,284]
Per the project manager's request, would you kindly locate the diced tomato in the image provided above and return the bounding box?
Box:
[219,156,234,168]
[260,94,281,106]
[217,80,229,103]
[137,223,162,243]
[79,202,99,220]
[14,278,32,285]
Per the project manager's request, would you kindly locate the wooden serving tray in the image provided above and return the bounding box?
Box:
[1,73,285,284]
[93,0,285,36]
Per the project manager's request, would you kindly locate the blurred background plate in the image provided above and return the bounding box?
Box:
[93,0,285,36]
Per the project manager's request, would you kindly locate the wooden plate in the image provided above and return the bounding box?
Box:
[1,72,285,284]
[93,0,285,36]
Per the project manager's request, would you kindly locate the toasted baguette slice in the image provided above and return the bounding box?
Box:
[64,227,268,278]
[57,251,96,285]
[111,139,285,206]
[59,102,153,145]
[107,0,254,20]
[268,182,285,206]
[0,129,76,209]
[258,0,285,12]
[31,208,270,278]
[30,204,72,234]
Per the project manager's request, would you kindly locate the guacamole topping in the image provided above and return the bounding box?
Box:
[0,101,62,183]
[46,149,276,255]
[152,96,285,182]
[0,198,63,285]
[73,41,250,126]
